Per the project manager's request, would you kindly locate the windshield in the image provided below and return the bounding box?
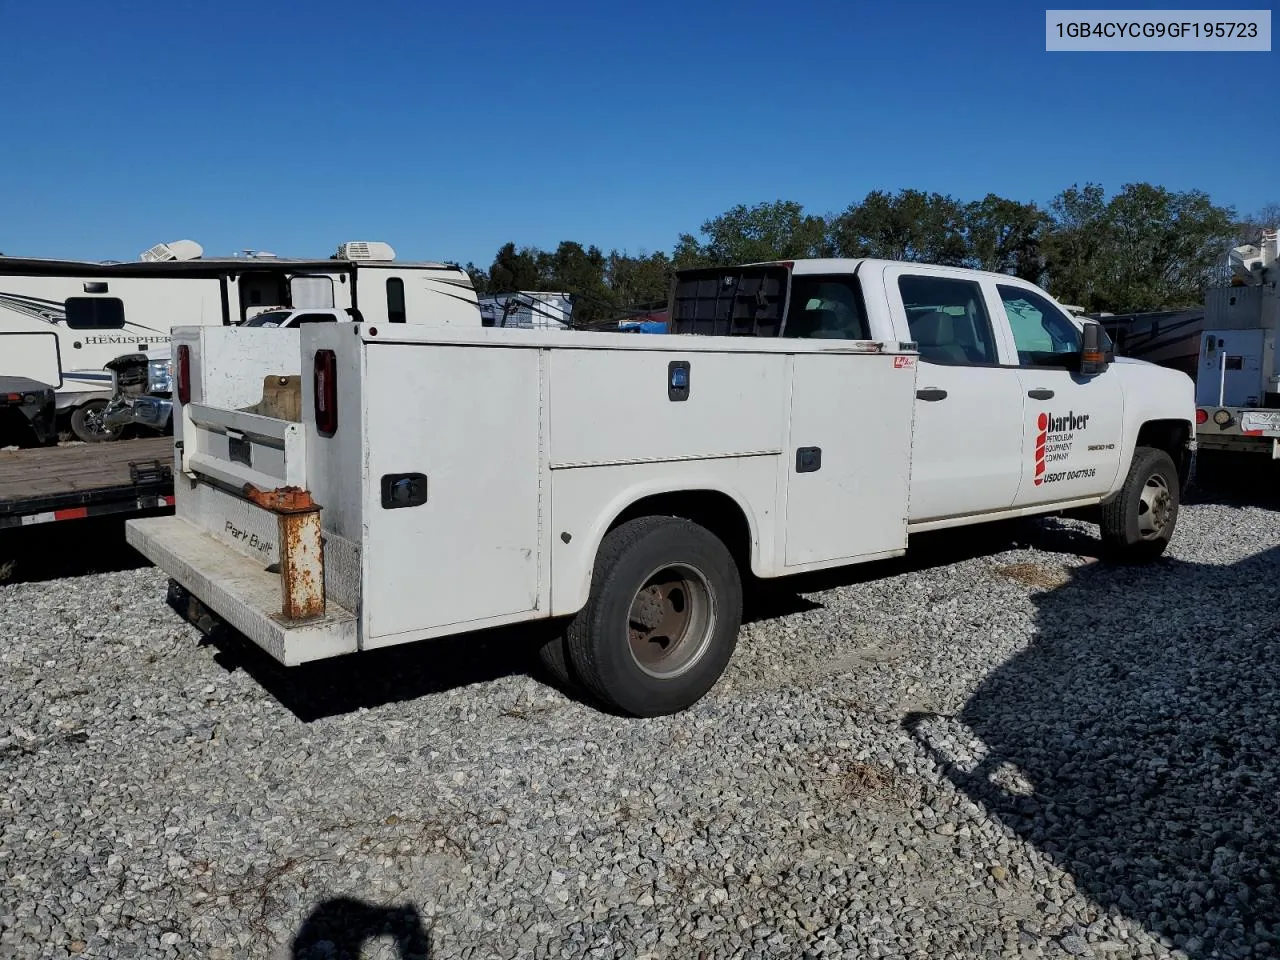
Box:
[242,310,293,328]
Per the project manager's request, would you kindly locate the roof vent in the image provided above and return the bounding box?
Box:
[336,241,396,262]
[140,239,204,262]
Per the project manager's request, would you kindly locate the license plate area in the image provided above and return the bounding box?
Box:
[228,431,252,467]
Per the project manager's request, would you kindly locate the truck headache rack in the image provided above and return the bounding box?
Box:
[670,266,787,336]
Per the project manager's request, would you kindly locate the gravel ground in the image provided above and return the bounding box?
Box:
[2,490,1279,960]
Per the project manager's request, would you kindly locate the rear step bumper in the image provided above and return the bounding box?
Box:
[126,515,357,665]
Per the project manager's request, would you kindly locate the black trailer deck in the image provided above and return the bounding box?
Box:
[0,436,175,529]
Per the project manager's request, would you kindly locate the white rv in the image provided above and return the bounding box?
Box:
[0,240,480,440]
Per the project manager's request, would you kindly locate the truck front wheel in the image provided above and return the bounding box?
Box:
[565,516,742,717]
[69,399,117,443]
[1099,445,1179,562]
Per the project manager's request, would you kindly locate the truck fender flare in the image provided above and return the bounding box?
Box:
[551,478,767,618]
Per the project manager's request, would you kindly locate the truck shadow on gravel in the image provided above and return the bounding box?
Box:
[192,518,1094,722]
[291,897,430,959]
[906,545,1280,959]
[0,514,158,585]
[1187,451,1280,510]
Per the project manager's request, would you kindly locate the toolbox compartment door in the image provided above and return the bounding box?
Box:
[360,343,543,644]
[783,352,917,567]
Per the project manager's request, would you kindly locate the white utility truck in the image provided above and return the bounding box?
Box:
[1194,229,1280,454]
[127,259,1196,716]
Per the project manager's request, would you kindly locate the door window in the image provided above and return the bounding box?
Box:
[998,285,1081,367]
[64,297,125,330]
[782,276,869,340]
[897,275,997,365]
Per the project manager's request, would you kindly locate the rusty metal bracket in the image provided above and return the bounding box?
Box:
[242,483,325,621]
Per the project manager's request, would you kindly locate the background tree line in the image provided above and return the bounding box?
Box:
[464,184,1278,326]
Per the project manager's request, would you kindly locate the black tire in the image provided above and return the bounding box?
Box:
[535,632,575,690]
[1099,445,1179,562]
[565,516,742,717]
[69,399,116,443]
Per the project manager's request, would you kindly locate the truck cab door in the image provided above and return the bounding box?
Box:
[992,283,1124,506]
[883,266,1024,522]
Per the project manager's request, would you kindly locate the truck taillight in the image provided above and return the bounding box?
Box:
[314,349,337,437]
[1195,408,1208,425]
[176,345,191,405]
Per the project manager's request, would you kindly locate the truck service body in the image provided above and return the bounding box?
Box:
[128,258,1196,716]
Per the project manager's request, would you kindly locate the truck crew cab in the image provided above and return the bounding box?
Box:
[127,258,1196,717]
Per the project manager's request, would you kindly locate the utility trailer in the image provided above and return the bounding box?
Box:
[0,435,174,530]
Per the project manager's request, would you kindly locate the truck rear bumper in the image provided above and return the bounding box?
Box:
[126,514,357,665]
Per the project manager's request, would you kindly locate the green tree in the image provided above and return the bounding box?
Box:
[831,189,967,265]
[674,200,830,267]
[538,241,612,325]
[1044,183,1236,312]
[607,251,673,310]
[963,194,1048,280]
[487,242,541,293]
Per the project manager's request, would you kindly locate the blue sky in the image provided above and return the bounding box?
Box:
[1,0,1275,267]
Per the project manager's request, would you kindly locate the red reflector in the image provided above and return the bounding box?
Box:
[314,349,338,437]
[1195,408,1208,425]
[176,345,191,405]
[5,393,20,402]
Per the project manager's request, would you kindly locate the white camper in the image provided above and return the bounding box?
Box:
[0,240,480,440]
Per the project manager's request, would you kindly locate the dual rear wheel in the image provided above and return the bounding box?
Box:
[539,516,742,718]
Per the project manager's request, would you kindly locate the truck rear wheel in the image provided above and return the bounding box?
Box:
[535,632,575,690]
[1099,445,1179,562]
[565,516,742,717]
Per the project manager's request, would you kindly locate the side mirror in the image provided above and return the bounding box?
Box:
[1079,322,1110,376]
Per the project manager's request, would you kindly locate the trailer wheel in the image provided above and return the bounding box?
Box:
[1099,445,1179,562]
[69,400,117,443]
[565,516,742,717]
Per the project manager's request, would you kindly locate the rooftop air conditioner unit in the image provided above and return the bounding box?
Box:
[140,239,204,262]
[336,241,396,262]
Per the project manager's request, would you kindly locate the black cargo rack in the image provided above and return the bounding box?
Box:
[670,265,789,337]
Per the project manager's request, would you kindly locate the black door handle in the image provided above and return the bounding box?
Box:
[1027,388,1055,400]
[916,388,947,402]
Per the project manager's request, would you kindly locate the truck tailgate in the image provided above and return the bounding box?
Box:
[127,513,355,664]
[127,325,358,665]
